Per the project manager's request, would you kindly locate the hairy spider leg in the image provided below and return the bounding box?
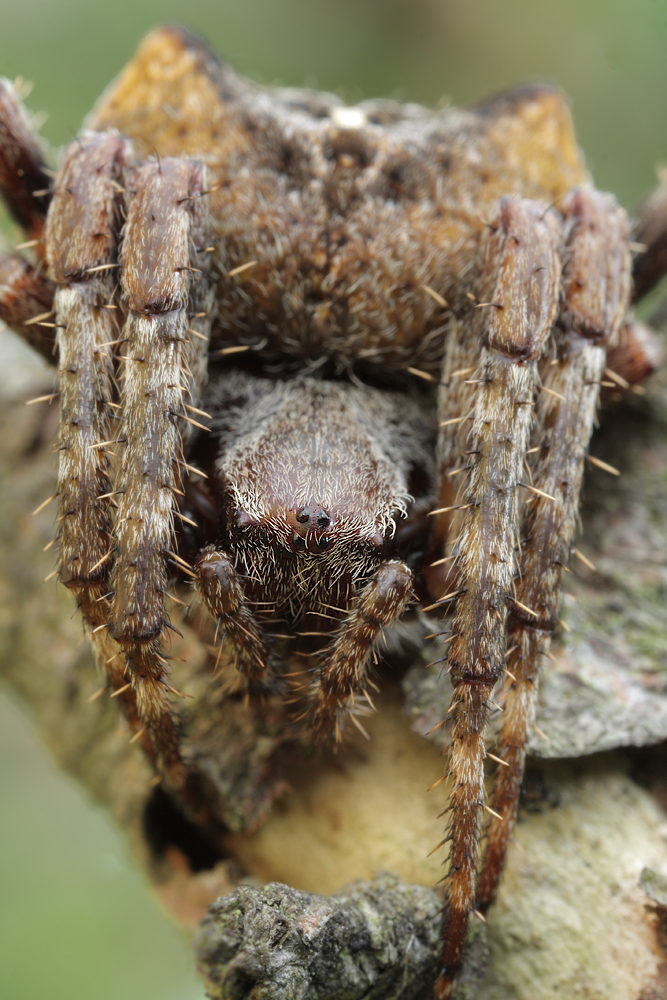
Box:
[631,171,667,302]
[0,78,51,240]
[605,318,664,387]
[0,86,159,755]
[309,560,413,738]
[111,157,214,782]
[0,80,55,359]
[476,189,631,912]
[0,251,56,359]
[44,133,151,747]
[432,198,562,1000]
[196,547,269,684]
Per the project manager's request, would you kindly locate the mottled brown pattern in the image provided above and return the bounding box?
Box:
[89,28,587,376]
[0,25,663,1000]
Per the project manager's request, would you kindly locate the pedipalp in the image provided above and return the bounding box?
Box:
[309,559,413,739]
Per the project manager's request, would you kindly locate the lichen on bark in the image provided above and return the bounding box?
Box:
[194,875,486,1000]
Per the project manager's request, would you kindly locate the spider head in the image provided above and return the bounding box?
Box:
[213,374,410,623]
[224,488,392,622]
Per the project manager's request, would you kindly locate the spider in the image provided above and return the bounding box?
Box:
[1,26,664,999]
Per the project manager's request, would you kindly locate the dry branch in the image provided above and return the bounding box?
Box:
[194,876,486,1000]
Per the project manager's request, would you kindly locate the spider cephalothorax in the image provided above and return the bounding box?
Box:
[1,26,665,998]
[195,370,434,725]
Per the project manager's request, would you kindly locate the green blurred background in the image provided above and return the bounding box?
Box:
[0,1,666,998]
[3,0,667,204]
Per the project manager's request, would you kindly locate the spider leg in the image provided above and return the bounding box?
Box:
[631,173,667,302]
[43,134,151,749]
[0,80,56,358]
[432,199,562,1000]
[195,546,268,684]
[309,560,413,739]
[605,319,664,387]
[0,78,51,240]
[110,157,214,781]
[0,252,55,359]
[475,189,631,913]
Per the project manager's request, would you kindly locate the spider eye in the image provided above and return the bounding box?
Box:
[316,535,331,551]
[296,507,312,523]
[291,533,306,550]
